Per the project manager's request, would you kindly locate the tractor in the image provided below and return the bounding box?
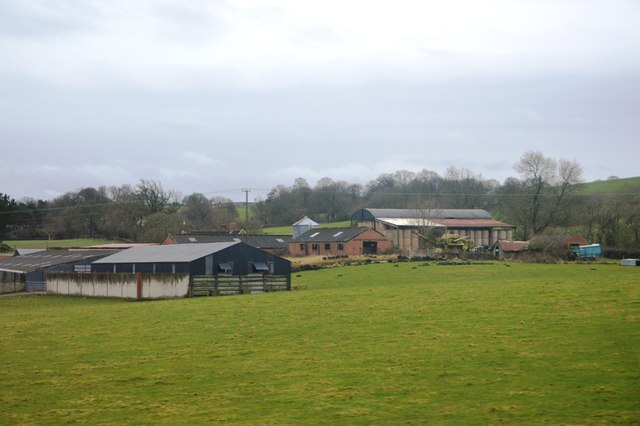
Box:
[435,233,475,252]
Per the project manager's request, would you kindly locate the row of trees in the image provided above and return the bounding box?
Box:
[0,180,240,243]
[256,152,639,248]
[1,152,638,249]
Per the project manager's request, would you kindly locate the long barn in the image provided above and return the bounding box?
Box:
[40,242,294,299]
[351,208,515,255]
[91,242,290,276]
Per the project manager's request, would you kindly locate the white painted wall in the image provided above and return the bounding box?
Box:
[46,273,190,299]
[142,274,190,299]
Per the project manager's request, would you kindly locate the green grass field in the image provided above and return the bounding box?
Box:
[3,239,116,250]
[1,262,638,424]
[580,176,640,195]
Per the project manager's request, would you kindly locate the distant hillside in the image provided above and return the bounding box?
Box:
[580,176,640,195]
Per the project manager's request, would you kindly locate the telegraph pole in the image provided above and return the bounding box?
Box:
[241,188,250,223]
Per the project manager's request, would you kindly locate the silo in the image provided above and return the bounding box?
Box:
[292,216,320,238]
[482,230,490,246]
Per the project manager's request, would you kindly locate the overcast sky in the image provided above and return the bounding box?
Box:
[1,0,639,202]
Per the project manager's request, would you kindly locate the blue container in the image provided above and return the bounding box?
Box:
[575,244,602,260]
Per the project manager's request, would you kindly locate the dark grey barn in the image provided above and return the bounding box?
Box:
[0,249,115,293]
[91,242,291,276]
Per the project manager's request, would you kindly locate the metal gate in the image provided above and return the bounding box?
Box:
[25,271,46,293]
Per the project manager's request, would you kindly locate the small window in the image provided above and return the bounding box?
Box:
[338,243,344,251]
[252,262,269,272]
[311,244,318,251]
[300,244,305,251]
[324,243,331,250]
[74,264,91,273]
[218,262,233,273]
[309,232,320,238]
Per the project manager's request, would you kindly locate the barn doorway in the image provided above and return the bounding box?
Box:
[25,271,46,293]
[363,241,378,255]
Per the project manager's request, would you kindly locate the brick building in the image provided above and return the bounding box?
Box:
[289,227,392,257]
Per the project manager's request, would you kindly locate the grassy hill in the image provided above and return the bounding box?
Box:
[1,262,638,424]
[580,176,640,195]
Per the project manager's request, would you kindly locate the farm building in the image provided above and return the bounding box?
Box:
[290,227,393,257]
[162,233,291,255]
[494,240,531,259]
[351,208,515,255]
[92,241,290,275]
[83,242,291,299]
[0,249,115,294]
[292,216,320,238]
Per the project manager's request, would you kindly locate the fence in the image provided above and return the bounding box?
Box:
[191,274,290,297]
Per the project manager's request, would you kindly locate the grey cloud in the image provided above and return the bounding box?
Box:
[151,0,232,44]
[0,0,99,38]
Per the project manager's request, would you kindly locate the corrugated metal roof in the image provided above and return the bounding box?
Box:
[168,234,291,249]
[93,242,239,264]
[435,219,515,228]
[16,248,46,256]
[292,227,368,242]
[498,240,530,252]
[377,218,445,228]
[86,243,158,249]
[292,216,319,226]
[0,250,116,273]
[352,208,493,220]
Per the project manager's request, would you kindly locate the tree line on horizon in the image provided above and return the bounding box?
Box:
[1,152,638,250]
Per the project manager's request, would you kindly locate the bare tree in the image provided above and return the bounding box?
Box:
[514,151,583,238]
[103,184,146,240]
[136,179,178,214]
[442,166,490,209]
[210,196,239,228]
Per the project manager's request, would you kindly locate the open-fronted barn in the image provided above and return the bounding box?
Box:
[290,227,392,257]
[92,242,290,276]
[0,249,115,294]
[351,208,515,255]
